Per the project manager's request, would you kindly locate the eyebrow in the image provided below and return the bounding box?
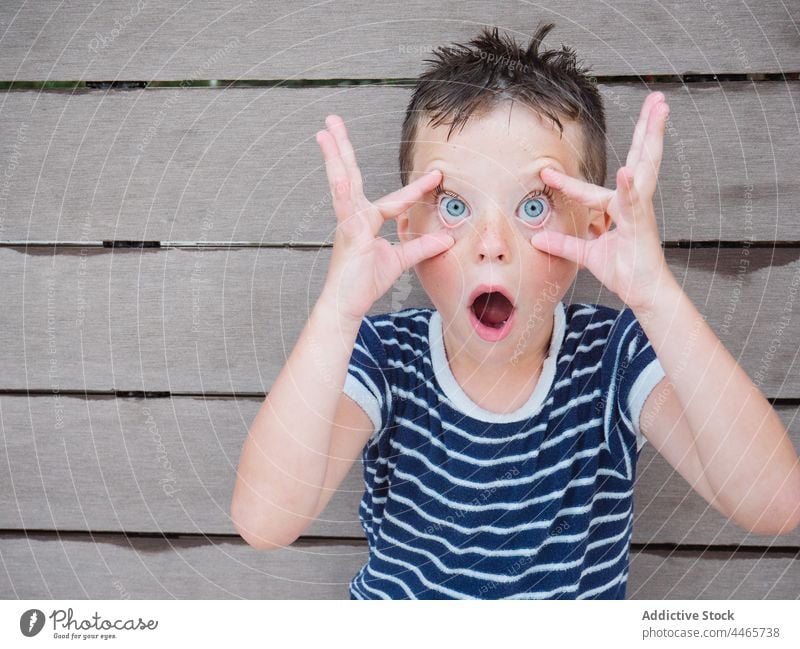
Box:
[521,157,566,177]
[424,169,557,198]
[425,157,566,181]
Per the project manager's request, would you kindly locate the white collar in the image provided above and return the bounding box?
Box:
[428,302,566,423]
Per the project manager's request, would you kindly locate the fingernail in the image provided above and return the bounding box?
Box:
[439,234,455,248]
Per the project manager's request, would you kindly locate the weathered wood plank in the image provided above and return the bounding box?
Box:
[634,426,800,545]
[1,246,798,396]
[0,533,796,599]
[0,533,366,599]
[0,82,798,242]
[0,1,796,81]
[0,394,364,539]
[1,395,797,546]
[628,548,800,599]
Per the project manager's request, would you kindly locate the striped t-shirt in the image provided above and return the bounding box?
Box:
[342,301,665,599]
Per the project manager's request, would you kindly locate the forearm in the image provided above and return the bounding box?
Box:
[231,291,361,547]
[632,274,800,532]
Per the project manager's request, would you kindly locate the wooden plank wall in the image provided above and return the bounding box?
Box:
[1,1,799,599]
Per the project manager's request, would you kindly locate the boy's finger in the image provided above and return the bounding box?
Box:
[324,115,364,194]
[625,91,664,169]
[395,230,454,271]
[316,128,353,219]
[638,101,669,187]
[530,230,588,268]
[539,167,613,211]
[373,169,442,220]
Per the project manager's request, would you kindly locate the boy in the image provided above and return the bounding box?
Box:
[231,24,800,599]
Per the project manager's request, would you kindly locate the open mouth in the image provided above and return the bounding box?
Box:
[468,288,516,341]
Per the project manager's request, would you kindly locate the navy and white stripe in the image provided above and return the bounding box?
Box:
[343,302,665,599]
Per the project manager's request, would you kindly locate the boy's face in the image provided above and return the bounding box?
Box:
[398,101,610,367]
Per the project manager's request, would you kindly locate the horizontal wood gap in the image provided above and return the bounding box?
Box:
[0,389,265,399]
[0,242,329,249]
[2,242,800,250]
[0,73,798,90]
[1,390,798,407]
[0,529,367,546]
[631,542,800,554]
[0,530,796,555]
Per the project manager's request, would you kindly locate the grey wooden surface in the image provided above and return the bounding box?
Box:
[0,1,797,80]
[1,533,798,599]
[1,394,797,546]
[2,3,799,600]
[0,83,798,243]
[1,247,798,396]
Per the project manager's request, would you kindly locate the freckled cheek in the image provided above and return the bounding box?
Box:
[525,229,573,279]
[416,253,465,303]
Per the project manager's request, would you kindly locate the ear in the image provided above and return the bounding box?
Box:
[586,207,612,240]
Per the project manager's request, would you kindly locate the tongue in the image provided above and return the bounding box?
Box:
[472,292,514,327]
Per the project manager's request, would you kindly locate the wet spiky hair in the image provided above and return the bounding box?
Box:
[399,23,606,187]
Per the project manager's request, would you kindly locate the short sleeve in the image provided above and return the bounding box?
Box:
[342,316,393,436]
[604,307,666,452]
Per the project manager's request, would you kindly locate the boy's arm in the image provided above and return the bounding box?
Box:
[309,391,375,521]
[231,114,454,549]
[529,91,800,536]
[635,276,800,535]
[230,293,364,549]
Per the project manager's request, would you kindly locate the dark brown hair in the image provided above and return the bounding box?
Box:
[399,23,606,187]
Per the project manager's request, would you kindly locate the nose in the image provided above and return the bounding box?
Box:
[472,211,513,263]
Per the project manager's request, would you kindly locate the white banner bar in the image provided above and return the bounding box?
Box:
[1,600,798,647]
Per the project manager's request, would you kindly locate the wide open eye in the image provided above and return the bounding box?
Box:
[435,189,471,227]
[516,193,552,227]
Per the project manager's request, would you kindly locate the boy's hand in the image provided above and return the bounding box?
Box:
[529,91,673,312]
[315,115,455,324]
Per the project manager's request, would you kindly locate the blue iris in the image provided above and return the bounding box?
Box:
[439,196,469,222]
[518,197,549,224]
